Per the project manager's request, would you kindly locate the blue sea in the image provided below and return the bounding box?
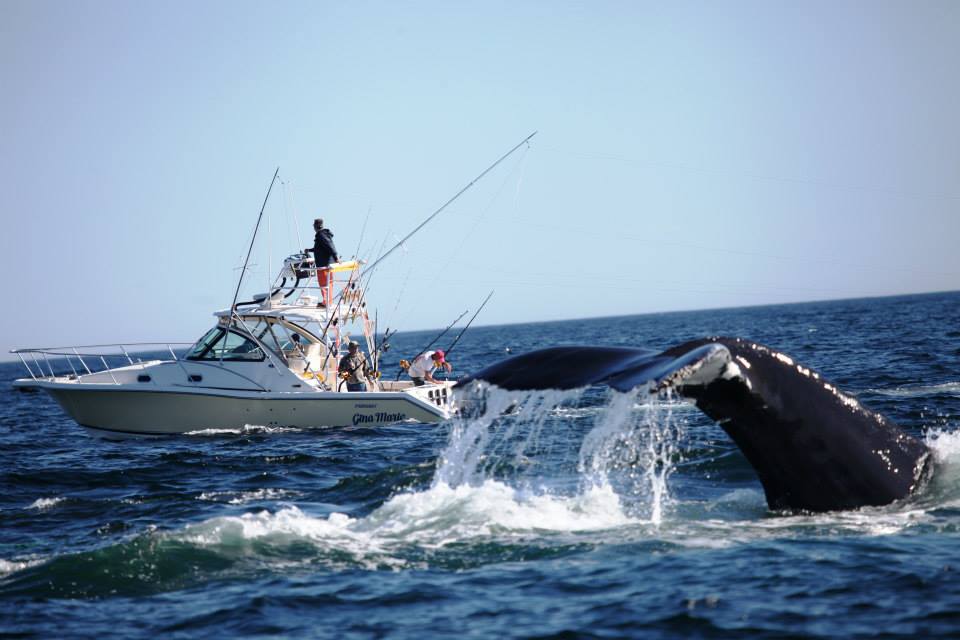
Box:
[3,291,960,638]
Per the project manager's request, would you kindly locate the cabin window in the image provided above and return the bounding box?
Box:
[275,323,311,351]
[185,328,221,360]
[242,317,285,357]
[185,328,265,362]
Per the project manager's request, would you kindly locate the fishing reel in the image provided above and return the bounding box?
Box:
[399,359,411,370]
[302,371,325,383]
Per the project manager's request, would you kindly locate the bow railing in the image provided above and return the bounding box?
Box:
[11,343,193,383]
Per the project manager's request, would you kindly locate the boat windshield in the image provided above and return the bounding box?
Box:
[185,328,265,361]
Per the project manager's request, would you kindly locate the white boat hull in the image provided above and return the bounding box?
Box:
[16,380,451,436]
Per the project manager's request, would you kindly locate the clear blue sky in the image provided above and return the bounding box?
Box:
[2,0,958,358]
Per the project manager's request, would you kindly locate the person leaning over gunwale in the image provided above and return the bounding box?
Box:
[407,350,452,386]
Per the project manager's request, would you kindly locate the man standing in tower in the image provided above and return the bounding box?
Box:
[306,218,339,308]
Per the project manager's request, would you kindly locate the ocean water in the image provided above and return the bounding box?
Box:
[2,291,960,638]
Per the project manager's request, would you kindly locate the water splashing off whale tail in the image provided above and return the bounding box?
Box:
[456,337,934,513]
[576,387,685,525]
[440,384,688,525]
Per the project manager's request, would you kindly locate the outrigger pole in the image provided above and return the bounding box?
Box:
[361,131,538,278]
[231,167,281,312]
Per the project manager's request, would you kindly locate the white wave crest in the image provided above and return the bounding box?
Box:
[870,382,960,398]
[0,557,43,577]
[27,497,65,511]
[197,488,302,504]
[184,424,304,436]
[360,480,634,542]
[925,429,960,463]
[176,478,636,568]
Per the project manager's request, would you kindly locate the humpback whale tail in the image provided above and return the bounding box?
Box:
[456,338,933,513]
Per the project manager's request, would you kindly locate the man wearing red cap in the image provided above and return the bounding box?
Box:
[407,350,452,386]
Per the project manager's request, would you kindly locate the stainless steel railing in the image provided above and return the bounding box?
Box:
[10,343,193,383]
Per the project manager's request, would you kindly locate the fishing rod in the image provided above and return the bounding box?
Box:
[230,167,280,312]
[370,312,393,372]
[353,204,373,261]
[411,309,468,361]
[396,310,469,380]
[356,132,532,353]
[315,264,366,374]
[373,327,398,371]
[355,229,395,304]
[372,311,378,367]
[444,290,494,357]
[339,325,399,391]
[361,131,538,278]
[223,168,281,365]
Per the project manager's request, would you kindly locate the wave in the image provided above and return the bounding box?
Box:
[6,385,960,599]
[868,382,960,398]
[196,488,302,505]
[26,496,65,511]
[0,557,43,579]
[184,424,305,436]
[4,472,942,599]
[0,481,636,598]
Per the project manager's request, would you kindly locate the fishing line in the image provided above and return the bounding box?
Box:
[539,144,960,202]
[445,290,494,357]
[361,131,537,278]
[511,218,960,281]
[513,144,529,211]
[390,146,529,334]
[280,181,296,254]
[353,204,373,261]
[283,179,304,250]
[434,147,530,278]
[386,267,413,331]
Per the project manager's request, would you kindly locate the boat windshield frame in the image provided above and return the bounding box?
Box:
[184,327,266,362]
[185,316,326,365]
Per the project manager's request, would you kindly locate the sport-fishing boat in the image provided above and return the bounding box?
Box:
[11,254,455,437]
[10,133,538,438]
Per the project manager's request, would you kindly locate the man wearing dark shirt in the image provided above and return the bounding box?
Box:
[338,342,370,392]
[307,218,339,307]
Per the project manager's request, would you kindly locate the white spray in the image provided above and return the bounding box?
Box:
[438,382,687,525]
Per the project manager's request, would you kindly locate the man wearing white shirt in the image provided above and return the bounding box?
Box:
[407,350,452,386]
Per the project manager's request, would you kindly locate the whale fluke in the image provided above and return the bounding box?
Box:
[456,337,933,513]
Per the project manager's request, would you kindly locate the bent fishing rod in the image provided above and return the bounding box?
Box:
[361,131,537,279]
